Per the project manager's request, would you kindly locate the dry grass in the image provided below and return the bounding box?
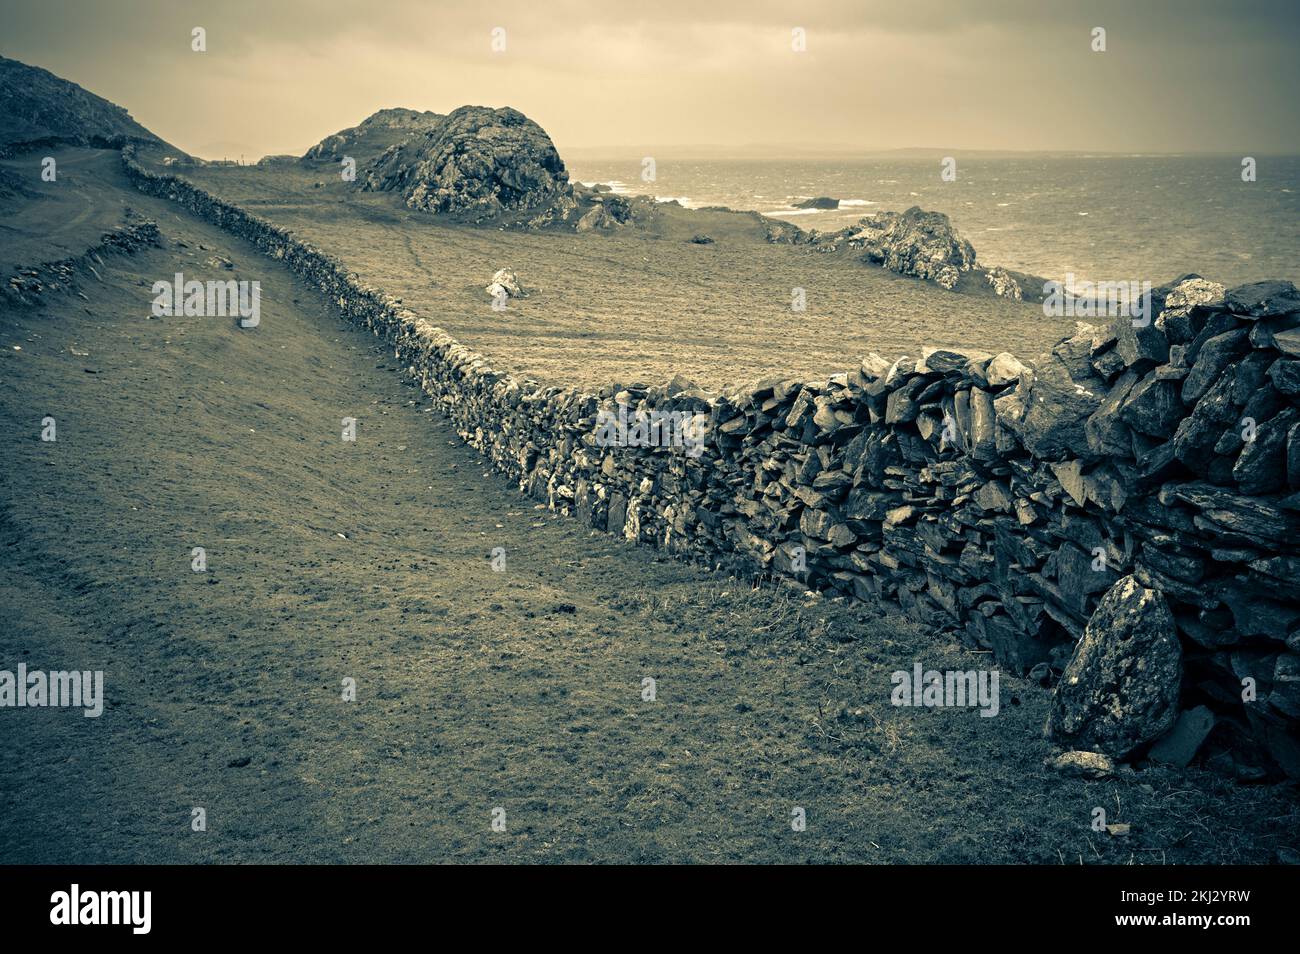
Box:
[2,150,1294,864]
[168,156,1074,392]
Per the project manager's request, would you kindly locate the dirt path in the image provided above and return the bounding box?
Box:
[0,150,150,272]
[0,163,1294,863]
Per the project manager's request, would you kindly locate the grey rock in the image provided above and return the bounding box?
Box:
[1120,371,1184,438]
[1272,326,1300,356]
[985,266,1023,300]
[794,196,838,210]
[1085,367,1139,456]
[1271,653,1300,719]
[1234,408,1299,494]
[1009,354,1106,461]
[1172,368,1240,472]
[1225,280,1300,318]
[1113,313,1169,367]
[985,352,1027,387]
[1268,358,1300,396]
[1147,705,1217,767]
[1180,328,1249,403]
[1045,750,1116,779]
[1046,576,1182,759]
[485,268,526,300]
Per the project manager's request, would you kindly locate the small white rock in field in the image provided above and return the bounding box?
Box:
[485,268,526,300]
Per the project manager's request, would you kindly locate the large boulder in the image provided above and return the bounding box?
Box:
[1046,575,1182,759]
[361,105,570,220]
[839,206,976,290]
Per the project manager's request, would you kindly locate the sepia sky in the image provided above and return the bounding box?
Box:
[2,0,1298,159]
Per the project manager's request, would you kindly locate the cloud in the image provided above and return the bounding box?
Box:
[1,0,1296,155]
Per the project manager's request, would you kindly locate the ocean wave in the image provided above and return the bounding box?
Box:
[839,199,874,206]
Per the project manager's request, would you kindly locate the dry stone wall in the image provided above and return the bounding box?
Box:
[3,219,161,305]
[121,147,1300,778]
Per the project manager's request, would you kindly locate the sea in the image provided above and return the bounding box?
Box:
[565,155,1300,287]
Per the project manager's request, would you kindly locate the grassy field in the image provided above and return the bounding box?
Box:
[1,151,1296,863]
[160,153,1072,392]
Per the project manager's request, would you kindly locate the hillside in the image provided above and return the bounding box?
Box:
[0,54,170,157]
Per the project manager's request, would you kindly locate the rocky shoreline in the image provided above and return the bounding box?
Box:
[121,144,1300,780]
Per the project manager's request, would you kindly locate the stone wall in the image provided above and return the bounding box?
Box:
[3,219,161,305]
[121,147,1300,778]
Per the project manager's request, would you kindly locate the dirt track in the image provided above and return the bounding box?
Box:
[0,153,1295,863]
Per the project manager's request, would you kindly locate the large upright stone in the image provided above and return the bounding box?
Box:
[1180,328,1248,403]
[1235,407,1299,494]
[1007,353,1106,461]
[1120,370,1184,437]
[1172,367,1239,472]
[1113,313,1169,368]
[1046,576,1182,759]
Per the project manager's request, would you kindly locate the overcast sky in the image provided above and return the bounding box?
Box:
[2,0,1297,159]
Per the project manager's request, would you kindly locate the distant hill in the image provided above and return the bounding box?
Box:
[0,55,172,157]
[302,108,444,164]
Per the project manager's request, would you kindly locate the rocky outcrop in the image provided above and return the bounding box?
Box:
[360,106,570,221]
[836,207,977,290]
[985,266,1023,301]
[794,196,839,210]
[302,108,444,163]
[575,194,635,231]
[769,205,1034,300]
[123,146,1300,779]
